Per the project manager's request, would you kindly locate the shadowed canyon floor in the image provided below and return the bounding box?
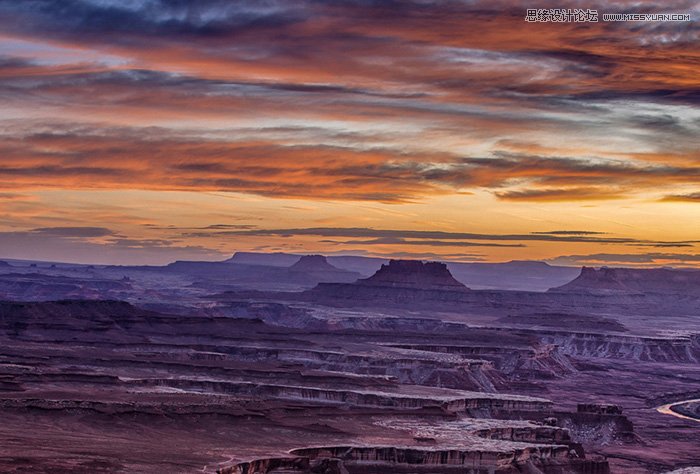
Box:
[0,257,698,473]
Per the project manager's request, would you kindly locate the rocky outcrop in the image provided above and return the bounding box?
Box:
[292,445,573,466]
[217,414,616,473]
[220,457,310,474]
[560,406,636,444]
[221,444,610,474]
[537,332,700,363]
[389,344,577,380]
[241,346,501,392]
[473,425,572,444]
[304,260,471,307]
[488,405,636,446]
[356,260,468,291]
[577,404,622,415]
[550,266,700,296]
[126,379,551,413]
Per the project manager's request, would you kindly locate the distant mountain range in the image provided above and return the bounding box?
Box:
[226,252,579,291]
[4,252,699,296]
[225,252,387,277]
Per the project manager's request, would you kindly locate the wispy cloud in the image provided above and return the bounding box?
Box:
[0,0,696,204]
[495,187,624,202]
[659,192,700,202]
[185,226,694,247]
[0,122,698,202]
[320,237,525,247]
[30,226,117,238]
[0,0,697,264]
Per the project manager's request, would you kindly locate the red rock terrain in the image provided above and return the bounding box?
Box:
[0,259,698,473]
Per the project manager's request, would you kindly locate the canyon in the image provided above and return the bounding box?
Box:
[0,256,698,473]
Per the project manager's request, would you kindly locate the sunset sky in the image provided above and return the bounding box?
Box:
[0,0,698,266]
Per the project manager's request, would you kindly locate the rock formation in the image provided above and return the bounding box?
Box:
[305,260,471,307]
[0,299,621,473]
[2,256,700,473]
[290,255,338,272]
[357,260,468,291]
[220,252,579,290]
[550,266,700,296]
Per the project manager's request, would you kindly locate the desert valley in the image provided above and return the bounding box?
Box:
[0,254,698,473]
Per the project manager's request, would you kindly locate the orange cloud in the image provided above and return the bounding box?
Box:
[0,0,697,264]
[1,124,698,202]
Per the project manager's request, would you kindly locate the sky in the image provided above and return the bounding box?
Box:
[0,0,698,266]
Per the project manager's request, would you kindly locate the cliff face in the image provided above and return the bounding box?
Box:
[0,273,134,301]
[221,442,610,474]
[0,299,151,328]
[538,332,700,363]
[357,260,469,291]
[304,260,471,307]
[550,266,700,295]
